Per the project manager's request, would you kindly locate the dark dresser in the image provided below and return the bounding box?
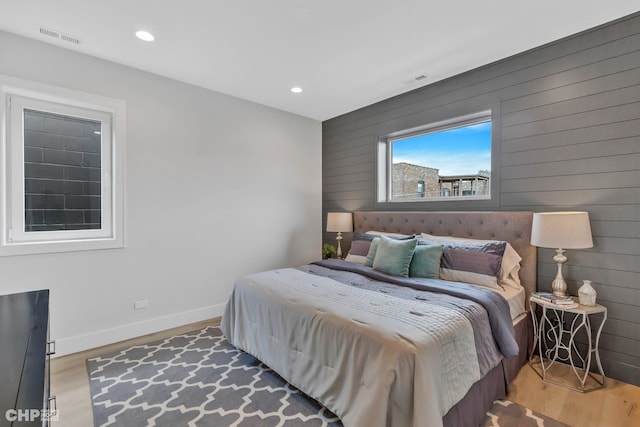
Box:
[0,290,53,427]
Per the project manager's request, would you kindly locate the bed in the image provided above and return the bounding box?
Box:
[222,211,536,427]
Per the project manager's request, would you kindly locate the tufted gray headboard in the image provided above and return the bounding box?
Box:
[353,211,537,302]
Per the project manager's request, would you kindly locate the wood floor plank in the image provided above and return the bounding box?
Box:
[51,318,640,427]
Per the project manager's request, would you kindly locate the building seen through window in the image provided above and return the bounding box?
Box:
[23,109,102,232]
[388,115,492,202]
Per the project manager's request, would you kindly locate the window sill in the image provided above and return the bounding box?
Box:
[0,237,124,257]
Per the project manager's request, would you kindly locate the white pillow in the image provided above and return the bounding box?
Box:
[366,230,414,238]
[344,253,367,265]
[420,233,522,290]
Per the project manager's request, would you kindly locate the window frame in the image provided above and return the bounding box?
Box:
[0,75,125,256]
[376,108,500,209]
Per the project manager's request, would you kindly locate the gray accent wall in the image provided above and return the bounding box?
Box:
[322,13,640,386]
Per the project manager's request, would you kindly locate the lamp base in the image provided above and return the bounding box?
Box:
[551,277,568,297]
[336,232,343,259]
[551,248,568,296]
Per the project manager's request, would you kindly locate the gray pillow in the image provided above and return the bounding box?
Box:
[440,248,504,290]
[409,244,443,278]
[349,240,373,257]
[372,235,417,277]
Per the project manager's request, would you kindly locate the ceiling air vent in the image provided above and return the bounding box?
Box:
[39,27,59,38]
[405,74,428,85]
[39,27,82,45]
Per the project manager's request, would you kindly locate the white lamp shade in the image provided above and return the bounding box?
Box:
[531,211,593,249]
[326,212,353,232]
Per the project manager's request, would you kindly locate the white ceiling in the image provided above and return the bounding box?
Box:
[0,1,637,121]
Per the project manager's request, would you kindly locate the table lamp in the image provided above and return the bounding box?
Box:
[530,211,593,296]
[326,212,353,259]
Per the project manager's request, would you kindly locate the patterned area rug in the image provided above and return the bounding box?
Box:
[88,326,568,427]
[481,400,569,427]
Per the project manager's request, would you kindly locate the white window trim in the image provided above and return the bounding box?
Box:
[377,110,495,205]
[0,75,126,256]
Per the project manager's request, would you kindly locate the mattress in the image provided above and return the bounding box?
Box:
[491,284,526,321]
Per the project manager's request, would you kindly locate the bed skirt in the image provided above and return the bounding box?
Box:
[443,312,531,427]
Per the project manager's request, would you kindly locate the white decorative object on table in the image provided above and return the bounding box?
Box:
[578,279,597,306]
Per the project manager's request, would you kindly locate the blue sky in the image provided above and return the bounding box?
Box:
[392,121,491,176]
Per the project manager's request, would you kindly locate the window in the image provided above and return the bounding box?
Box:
[1,76,125,255]
[377,110,493,203]
[417,180,425,198]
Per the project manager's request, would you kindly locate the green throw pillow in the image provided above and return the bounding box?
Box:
[364,238,380,267]
[372,235,417,277]
[409,244,444,278]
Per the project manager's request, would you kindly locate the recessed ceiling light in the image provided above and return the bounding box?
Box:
[135,30,155,42]
[291,87,303,93]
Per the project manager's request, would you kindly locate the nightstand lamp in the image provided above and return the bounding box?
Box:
[530,211,593,296]
[326,212,353,259]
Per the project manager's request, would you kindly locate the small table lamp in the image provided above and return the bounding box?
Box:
[530,211,593,296]
[326,212,353,259]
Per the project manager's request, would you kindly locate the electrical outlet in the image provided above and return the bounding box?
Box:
[134,299,148,310]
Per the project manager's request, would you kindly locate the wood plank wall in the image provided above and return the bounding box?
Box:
[321,13,640,386]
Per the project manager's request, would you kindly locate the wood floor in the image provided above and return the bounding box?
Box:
[509,360,640,427]
[51,318,639,427]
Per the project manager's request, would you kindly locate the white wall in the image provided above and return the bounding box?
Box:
[0,31,322,356]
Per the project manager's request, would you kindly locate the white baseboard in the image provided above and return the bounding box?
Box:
[53,303,226,357]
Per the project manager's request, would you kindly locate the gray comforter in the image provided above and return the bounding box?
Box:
[221,260,516,427]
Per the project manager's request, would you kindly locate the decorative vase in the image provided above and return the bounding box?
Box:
[578,280,597,306]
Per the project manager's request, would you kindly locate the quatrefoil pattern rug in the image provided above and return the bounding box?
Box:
[88,326,568,427]
[87,326,342,427]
